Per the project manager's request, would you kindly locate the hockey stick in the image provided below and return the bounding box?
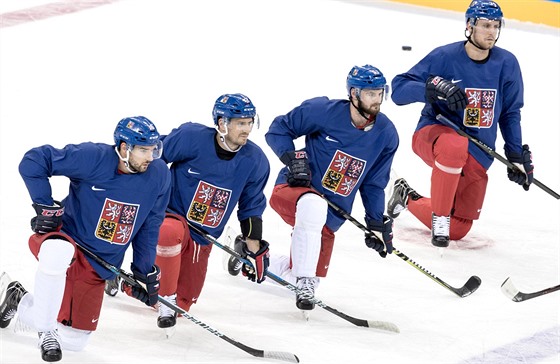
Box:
[317,195,481,298]
[75,243,299,363]
[187,222,399,333]
[436,114,560,200]
[501,277,560,302]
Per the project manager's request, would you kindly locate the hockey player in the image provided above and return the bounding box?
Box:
[0,116,171,362]
[248,65,398,310]
[388,0,533,248]
[151,93,270,329]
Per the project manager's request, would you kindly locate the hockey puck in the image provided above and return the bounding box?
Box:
[402,46,412,51]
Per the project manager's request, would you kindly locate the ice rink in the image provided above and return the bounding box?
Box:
[1,1,559,363]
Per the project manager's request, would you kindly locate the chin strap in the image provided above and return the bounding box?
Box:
[215,125,242,153]
[350,98,376,131]
[114,146,138,174]
[464,20,500,51]
[465,30,488,51]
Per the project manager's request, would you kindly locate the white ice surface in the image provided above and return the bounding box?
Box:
[1,1,559,363]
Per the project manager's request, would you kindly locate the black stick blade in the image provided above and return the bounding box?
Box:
[457,276,482,297]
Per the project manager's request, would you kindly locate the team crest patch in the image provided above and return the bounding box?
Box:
[321,150,366,196]
[187,181,231,227]
[464,88,496,128]
[95,198,139,245]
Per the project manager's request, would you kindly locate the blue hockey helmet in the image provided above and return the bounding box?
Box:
[212,93,257,125]
[114,116,161,147]
[346,65,388,98]
[465,0,503,26]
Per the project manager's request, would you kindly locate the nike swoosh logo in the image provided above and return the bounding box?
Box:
[451,79,462,84]
[91,186,105,191]
[325,136,339,143]
[188,168,200,175]
[91,318,99,323]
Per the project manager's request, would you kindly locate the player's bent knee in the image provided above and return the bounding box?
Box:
[38,239,75,275]
[295,193,328,229]
[157,218,184,257]
[434,133,469,168]
[57,323,92,351]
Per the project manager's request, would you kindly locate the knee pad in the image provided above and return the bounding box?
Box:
[157,218,184,257]
[434,133,469,169]
[295,193,328,231]
[57,323,91,351]
[38,239,75,275]
[156,217,185,295]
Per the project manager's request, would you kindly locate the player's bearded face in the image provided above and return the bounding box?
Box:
[128,155,150,173]
[358,88,383,118]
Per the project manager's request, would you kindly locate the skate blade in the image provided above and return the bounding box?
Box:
[300,310,311,321]
[162,326,176,339]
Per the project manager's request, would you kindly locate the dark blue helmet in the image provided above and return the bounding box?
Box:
[346,65,388,97]
[114,116,160,147]
[465,0,503,26]
[212,93,256,125]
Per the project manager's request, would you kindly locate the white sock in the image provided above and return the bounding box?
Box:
[15,292,34,330]
[27,239,75,332]
[291,194,328,278]
[57,322,91,351]
[267,253,297,285]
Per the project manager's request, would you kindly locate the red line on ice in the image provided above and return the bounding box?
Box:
[0,0,120,28]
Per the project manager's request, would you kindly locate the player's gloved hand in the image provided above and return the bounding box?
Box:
[241,239,270,284]
[426,76,467,111]
[505,144,534,191]
[122,264,160,306]
[30,200,64,234]
[365,216,394,258]
[280,151,311,187]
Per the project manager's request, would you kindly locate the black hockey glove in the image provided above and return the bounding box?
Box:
[426,76,467,111]
[365,216,394,258]
[122,264,161,307]
[280,151,311,188]
[505,144,534,191]
[30,201,64,234]
[241,239,270,284]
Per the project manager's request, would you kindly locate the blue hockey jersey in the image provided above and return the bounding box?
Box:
[19,143,172,279]
[162,122,270,244]
[391,41,524,170]
[266,97,399,231]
